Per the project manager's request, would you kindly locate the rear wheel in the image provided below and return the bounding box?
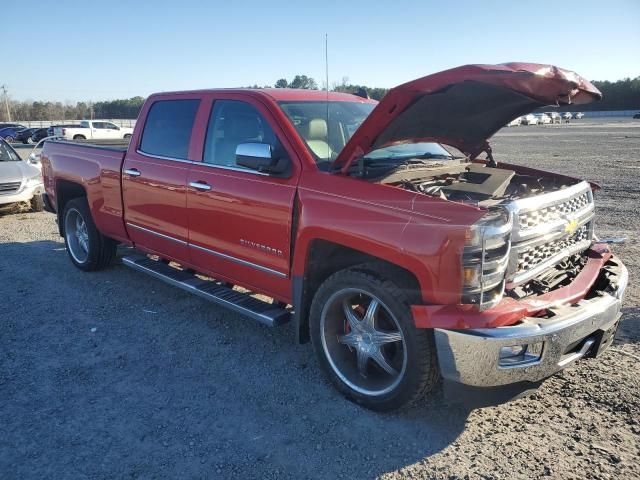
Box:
[5,135,14,143]
[73,134,86,140]
[310,266,438,411]
[26,136,34,144]
[123,134,132,139]
[62,198,117,271]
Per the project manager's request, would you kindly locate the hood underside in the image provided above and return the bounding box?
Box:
[333,63,601,172]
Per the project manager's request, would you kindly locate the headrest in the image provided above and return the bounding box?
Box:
[307,118,327,140]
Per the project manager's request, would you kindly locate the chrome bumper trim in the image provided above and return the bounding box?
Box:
[435,260,628,387]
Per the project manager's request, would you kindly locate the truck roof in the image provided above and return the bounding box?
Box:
[149,88,377,103]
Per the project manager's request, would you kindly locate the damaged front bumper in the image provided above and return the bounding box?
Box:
[433,256,628,387]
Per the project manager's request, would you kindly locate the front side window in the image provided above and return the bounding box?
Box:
[140,99,200,159]
[278,101,375,166]
[204,100,277,168]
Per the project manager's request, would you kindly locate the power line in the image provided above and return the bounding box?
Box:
[1,85,11,122]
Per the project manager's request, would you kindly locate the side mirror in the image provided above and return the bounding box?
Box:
[235,143,289,175]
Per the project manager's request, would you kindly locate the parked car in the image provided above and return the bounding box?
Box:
[521,114,538,125]
[545,112,562,123]
[0,122,28,130]
[633,112,640,119]
[0,138,44,212]
[574,112,585,119]
[15,128,39,144]
[506,116,521,127]
[40,62,626,411]
[0,125,28,142]
[535,113,552,124]
[31,128,51,143]
[53,120,133,140]
[563,112,573,122]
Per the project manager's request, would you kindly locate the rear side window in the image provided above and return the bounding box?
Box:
[140,99,200,160]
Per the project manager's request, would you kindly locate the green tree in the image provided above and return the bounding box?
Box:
[274,78,289,88]
[288,75,318,90]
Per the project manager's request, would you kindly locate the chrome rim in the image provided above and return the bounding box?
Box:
[65,208,89,263]
[320,288,407,396]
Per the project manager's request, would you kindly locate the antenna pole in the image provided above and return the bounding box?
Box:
[325,34,330,159]
[1,85,11,122]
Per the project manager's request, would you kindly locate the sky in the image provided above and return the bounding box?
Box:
[3,0,639,102]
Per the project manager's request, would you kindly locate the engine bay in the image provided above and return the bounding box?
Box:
[375,160,579,206]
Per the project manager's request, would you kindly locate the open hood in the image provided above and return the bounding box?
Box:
[333,63,601,173]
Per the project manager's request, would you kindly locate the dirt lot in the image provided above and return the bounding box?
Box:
[1,119,639,479]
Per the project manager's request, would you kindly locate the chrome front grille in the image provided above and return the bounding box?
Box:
[0,181,21,195]
[516,222,592,272]
[505,181,595,286]
[518,191,590,230]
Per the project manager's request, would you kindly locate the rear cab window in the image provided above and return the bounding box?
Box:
[140,99,200,160]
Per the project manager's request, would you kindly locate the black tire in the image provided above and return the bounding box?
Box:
[73,134,86,140]
[309,265,439,411]
[123,134,132,139]
[62,197,117,271]
[30,195,44,212]
[5,135,14,143]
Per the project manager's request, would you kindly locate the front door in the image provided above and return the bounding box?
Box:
[122,97,201,263]
[186,98,298,300]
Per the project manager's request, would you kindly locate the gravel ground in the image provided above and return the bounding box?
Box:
[1,119,638,479]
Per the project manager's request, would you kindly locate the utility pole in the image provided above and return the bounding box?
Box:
[1,85,11,122]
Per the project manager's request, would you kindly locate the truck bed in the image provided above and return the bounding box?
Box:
[54,138,130,150]
[41,139,129,242]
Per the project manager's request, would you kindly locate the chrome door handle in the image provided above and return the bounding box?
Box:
[189,181,211,191]
[124,168,141,177]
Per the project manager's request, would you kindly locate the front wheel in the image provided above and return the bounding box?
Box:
[310,266,438,411]
[62,198,117,271]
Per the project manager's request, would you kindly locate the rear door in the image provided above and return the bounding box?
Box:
[185,95,299,300]
[122,96,201,263]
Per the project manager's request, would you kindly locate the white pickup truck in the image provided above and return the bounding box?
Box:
[54,121,134,141]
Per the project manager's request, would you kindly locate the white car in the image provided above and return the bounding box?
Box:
[53,120,133,141]
[521,114,539,125]
[545,112,562,123]
[0,138,44,212]
[574,112,585,119]
[535,113,552,125]
[506,116,522,127]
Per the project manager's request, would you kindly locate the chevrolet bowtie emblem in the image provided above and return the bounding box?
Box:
[565,219,579,235]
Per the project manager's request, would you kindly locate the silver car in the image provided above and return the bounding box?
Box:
[0,139,45,212]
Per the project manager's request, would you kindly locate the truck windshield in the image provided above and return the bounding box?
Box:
[279,101,455,169]
[0,140,21,162]
[279,101,374,167]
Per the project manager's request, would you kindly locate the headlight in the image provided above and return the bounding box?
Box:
[461,207,512,310]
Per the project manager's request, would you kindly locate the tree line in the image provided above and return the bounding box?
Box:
[2,75,639,122]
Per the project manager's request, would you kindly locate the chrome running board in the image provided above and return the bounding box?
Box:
[122,254,290,327]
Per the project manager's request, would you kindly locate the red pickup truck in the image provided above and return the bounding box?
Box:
[40,63,628,411]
